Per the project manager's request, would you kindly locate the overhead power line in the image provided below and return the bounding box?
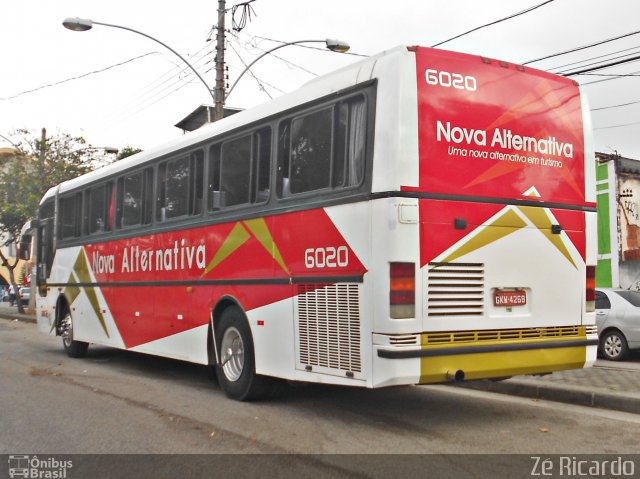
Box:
[431,0,555,48]
[562,54,640,76]
[0,52,159,100]
[594,121,640,130]
[546,44,640,72]
[523,29,640,65]
[592,99,640,111]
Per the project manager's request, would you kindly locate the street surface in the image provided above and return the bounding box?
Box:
[2,315,640,459]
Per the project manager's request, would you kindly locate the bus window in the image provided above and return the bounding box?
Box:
[335,96,366,188]
[277,97,366,198]
[220,135,252,207]
[157,156,190,221]
[85,182,112,235]
[208,144,223,210]
[189,150,204,216]
[120,172,144,227]
[254,127,271,203]
[289,108,332,194]
[59,192,82,239]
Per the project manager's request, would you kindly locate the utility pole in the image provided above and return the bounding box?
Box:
[38,127,46,189]
[213,0,226,121]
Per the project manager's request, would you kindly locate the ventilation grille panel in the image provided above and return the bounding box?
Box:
[427,262,484,317]
[297,283,361,374]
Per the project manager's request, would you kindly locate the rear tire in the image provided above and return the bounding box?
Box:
[215,306,283,401]
[600,330,628,361]
[60,310,89,358]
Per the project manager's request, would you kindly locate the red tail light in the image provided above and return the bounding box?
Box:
[586,265,596,312]
[390,262,415,319]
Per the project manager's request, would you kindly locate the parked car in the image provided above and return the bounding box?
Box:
[18,287,30,306]
[595,288,640,360]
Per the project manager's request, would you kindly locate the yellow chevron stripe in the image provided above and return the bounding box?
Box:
[243,218,290,274]
[202,222,251,276]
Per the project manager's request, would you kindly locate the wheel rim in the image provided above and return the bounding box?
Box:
[220,326,244,382]
[604,334,622,358]
[61,312,73,348]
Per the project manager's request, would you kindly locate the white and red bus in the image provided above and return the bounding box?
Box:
[30,46,597,400]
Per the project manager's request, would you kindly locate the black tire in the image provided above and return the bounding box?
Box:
[215,306,283,401]
[60,310,89,358]
[599,330,629,361]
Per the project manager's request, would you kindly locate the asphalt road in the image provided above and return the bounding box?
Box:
[1,317,640,477]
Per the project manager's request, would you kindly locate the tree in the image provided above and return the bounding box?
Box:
[117,146,143,161]
[0,128,111,313]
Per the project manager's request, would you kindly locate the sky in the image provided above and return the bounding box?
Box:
[2,0,640,159]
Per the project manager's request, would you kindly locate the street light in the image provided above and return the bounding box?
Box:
[225,38,350,101]
[62,17,215,106]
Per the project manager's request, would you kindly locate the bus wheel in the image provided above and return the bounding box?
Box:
[215,306,278,401]
[60,310,89,358]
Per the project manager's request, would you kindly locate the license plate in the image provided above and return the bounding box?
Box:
[494,290,527,307]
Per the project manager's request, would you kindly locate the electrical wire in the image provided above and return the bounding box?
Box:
[523,29,640,65]
[594,120,640,130]
[555,50,640,75]
[0,52,160,101]
[545,44,640,72]
[231,0,257,32]
[430,0,555,48]
[592,99,640,111]
[562,54,640,76]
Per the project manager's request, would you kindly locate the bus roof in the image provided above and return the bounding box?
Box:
[41,46,407,204]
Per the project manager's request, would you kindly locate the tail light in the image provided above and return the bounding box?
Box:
[390,262,415,319]
[585,265,596,312]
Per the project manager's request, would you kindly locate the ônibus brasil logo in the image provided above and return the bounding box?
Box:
[8,455,72,479]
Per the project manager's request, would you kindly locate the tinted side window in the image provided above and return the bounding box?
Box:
[221,135,252,207]
[595,291,611,310]
[117,168,153,229]
[85,183,113,235]
[277,95,366,197]
[59,193,82,239]
[157,151,204,221]
[289,108,332,194]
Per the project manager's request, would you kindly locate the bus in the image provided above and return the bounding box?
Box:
[27,45,597,401]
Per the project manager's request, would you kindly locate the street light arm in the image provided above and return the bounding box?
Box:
[226,39,349,101]
[63,18,215,105]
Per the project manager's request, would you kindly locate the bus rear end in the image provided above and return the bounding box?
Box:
[372,46,597,387]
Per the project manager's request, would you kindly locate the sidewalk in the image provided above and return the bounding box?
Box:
[459,361,640,414]
[2,309,640,414]
[0,307,36,323]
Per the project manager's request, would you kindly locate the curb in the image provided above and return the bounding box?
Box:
[459,379,640,415]
[0,311,37,324]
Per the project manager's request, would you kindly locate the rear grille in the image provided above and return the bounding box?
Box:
[388,334,420,346]
[427,262,484,317]
[422,326,586,345]
[297,283,361,374]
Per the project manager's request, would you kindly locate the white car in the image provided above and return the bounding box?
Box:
[595,288,640,361]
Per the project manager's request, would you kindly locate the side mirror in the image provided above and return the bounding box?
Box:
[18,234,32,260]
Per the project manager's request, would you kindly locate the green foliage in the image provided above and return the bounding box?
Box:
[0,129,99,245]
[117,146,143,161]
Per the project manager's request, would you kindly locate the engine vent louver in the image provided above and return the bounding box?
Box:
[427,262,484,317]
[297,283,362,375]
